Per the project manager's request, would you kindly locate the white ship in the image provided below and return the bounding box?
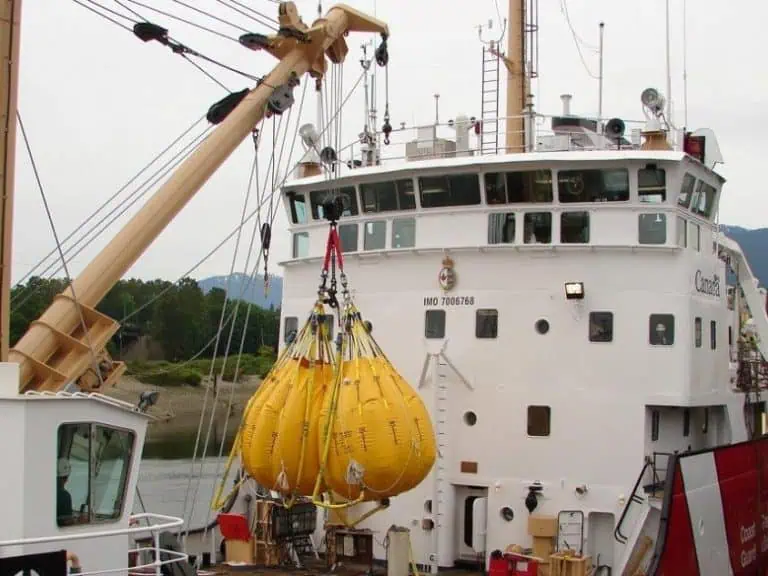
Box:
[0,1,767,576]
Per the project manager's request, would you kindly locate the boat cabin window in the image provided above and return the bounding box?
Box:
[309,186,358,219]
[361,179,416,213]
[339,223,358,252]
[690,223,700,251]
[691,180,718,218]
[527,406,551,437]
[710,320,717,350]
[589,311,613,342]
[286,191,308,224]
[283,316,298,344]
[683,409,691,437]
[485,170,552,204]
[649,313,675,346]
[678,173,695,208]
[392,218,416,248]
[292,232,309,258]
[488,213,516,244]
[638,166,666,203]
[651,410,660,441]
[524,212,552,244]
[425,309,446,339]
[676,217,687,247]
[557,168,629,203]
[638,213,667,244]
[475,309,498,338]
[56,423,134,527]
[318,314,334,340]
[364,220,386,250]
[419,173,481,208]
[695,317,702,348]
[560,212,589,243]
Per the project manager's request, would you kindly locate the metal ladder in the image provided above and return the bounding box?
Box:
[428,356,451,573]
[480,44,500,155]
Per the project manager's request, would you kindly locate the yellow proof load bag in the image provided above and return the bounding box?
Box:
[240,306,335,496]
[318,308,436,502]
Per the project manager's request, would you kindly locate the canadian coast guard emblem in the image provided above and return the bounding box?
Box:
[438,256,456,291]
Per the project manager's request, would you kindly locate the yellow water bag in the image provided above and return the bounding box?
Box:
[319,333,436,502]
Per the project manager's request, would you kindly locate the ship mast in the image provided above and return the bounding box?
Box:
[505,0,525,153]
[0,0,21,362]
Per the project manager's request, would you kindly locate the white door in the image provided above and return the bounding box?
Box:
[455,486,488,563]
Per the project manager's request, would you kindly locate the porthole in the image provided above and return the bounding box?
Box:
[500,507,514,522]
[424,499,432,514]
[463,411,477,426]
[535,319,550,334]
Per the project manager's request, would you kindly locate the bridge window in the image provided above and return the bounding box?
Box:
[283,316,298,343]
[558,168,629,203]
[561,212,590,243]
[286,191,308,224]
[691,180,717,218]
[524,212,552,244]
[690,223,700,251]
[649,313,675,346]
[419,173,481,208]
[425,310,446,339]
[476,309,498,338]
[364,220,386,250]
[589,311,613,342]
[638,166,666,203]
[361,179,416,213]
[488,213,516,244]
[678,173,695,208]
[710,320,717,350]
[339,224,358,252]
[292,232,309,258]
[695,317,702,348]
[638,213,666,244]
[392,218,416,248]
[309,186,358,219]
[651,410,660,441]
[527,406,551,437]
[485,170,552,204]
[57,423,134,527]
[683,409,691,437]
[676,216,687,247]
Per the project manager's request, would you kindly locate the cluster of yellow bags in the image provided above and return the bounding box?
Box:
[238,301,436,504]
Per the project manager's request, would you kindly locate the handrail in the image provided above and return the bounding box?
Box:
[614,459,651,544]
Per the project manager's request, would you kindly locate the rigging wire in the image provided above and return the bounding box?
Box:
[560,0,599,80]
[71,0,134,32]
[17,110,105,388]
[211,0,279,30]
[121,0,243,43]
[167,0,252,33]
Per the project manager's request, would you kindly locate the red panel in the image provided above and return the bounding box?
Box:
[655,463,700,575]
[218,513,251,541]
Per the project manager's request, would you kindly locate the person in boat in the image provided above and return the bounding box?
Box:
[57,458,76,526]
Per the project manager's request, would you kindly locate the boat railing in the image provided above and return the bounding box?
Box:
[0,512,187,576]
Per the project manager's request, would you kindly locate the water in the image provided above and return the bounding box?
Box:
[134,457,233,530]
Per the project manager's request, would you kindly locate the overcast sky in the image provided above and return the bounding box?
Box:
[11,0,768,285]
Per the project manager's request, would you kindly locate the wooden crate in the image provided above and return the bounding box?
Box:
[550,551,592,576]
[253,499,280,567]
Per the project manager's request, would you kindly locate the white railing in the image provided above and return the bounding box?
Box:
[0,513,186,576]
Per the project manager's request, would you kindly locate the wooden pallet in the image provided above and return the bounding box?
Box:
[550,550,592,576]
[253,500,281,567]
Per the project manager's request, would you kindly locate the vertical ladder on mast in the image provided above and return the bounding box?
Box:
[480,42,501,155]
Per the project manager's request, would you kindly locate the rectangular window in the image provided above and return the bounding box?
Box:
[651,410,660,441]
[475,309,498,338]
[524,212,552,244]
[589,311,613,342]
[710,320,717,350]
[318,314,334,340]
[488,213,516,244]
[338,223,358,252]
[309,186,358,219]
[702,407,709,434]
[678,173,696,208]
[283,316,298,343]
[638,166,666,203]
[690,223,700,251]
[649,314,675,345]
[485,170,553,204]
[729,325,733,347]
[683,409,691,437]
[419,173,481,208]
[691,180,718,218]
[527,406,551,437]
[561,211,590,243]
[360,179,416,213]
[676,216,687,247]
[392,218,416,248]
[638,213,667,245]
[57,423,134,527]
[292,232,309,258]
[425,310,446,339]
[695,317,702,348]
[363,220,386,250]
[286,191,308,223]
[558,168,629,203]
